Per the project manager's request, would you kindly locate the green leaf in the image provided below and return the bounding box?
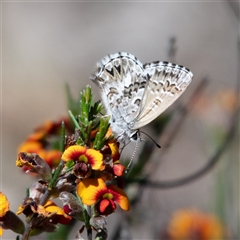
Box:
[49,161,64,189]
[93,116,110,150]
[60,121,66,153]
[68,110,81,130]
[79,86,92,125]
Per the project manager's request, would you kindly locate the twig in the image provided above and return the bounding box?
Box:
[22,223,31,240]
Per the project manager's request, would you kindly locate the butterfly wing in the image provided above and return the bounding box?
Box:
[133,61,193,129]
[91,52,147,126]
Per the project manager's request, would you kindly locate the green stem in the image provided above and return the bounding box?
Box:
[48,161,64,190]
[84,206,92,240]
[60,121,66,153]
[68,110,81,130]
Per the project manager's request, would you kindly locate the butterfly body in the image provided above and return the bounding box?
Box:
[91,52,193,143]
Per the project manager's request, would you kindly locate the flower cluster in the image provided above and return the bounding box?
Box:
[18,118,73,170]
[60,139,129,216]
[1,86,129,240]
[163,209,227,240]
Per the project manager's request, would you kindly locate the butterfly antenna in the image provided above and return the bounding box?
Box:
[139,131,161,148]
[125,141,138,175]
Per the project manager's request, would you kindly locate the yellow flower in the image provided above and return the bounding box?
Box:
[17,199,71,225]
[0,192,10,237]
[44,201,72,225]
[167,209,225,240]
[0,192,9,217]
[77,178,130,215]
[62,145,104,170]
[16,153,52,182]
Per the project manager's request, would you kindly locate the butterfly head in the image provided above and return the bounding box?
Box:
[118,130,140,146]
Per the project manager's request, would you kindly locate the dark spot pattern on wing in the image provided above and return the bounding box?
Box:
[145,61,192,98]
[163,80,180,95]
[117,98,122,104]
[134,99,141,106]
[115,64,121,75]
[140,80,147,89]
[123,84,133,97]
[107,87,118,100]
[105,67,114,78]
[123,81,142,98]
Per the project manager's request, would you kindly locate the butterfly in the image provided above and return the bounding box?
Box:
[91,52,193,144]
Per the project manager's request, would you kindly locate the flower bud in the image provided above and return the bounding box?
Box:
[90,215,107,231]
[90,215,108,240]
[16,152,52,182]
[59,192,83,221]
[17,197,38,218]
[50,172,76,198]
[73,162,92,178]
[29,181,47,204]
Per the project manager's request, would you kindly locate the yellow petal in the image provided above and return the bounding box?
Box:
[77,178,107,205]
[108,184,130,211]
[62,145,87,162]
[0,192,9,217]
[86,149,104,170]
[44,201,71,220]
[108,142,120,161]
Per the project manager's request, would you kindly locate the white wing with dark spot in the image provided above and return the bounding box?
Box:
[91,52,193,142]
[133,61,193,129]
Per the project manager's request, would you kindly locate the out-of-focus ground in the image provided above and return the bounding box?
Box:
[1,2,239,240]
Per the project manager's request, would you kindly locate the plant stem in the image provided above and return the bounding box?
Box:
[22,222,31,240]
[60,121,66,153]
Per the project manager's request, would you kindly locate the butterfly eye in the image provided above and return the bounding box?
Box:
[130,131,139,142]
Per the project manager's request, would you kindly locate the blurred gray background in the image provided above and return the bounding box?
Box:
[1,1,239,239]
